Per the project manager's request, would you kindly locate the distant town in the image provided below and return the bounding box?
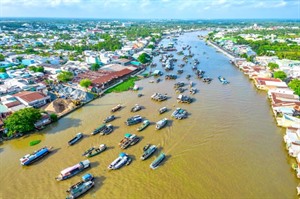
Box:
[0,19,299,139]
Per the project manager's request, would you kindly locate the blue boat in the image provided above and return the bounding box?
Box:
[20,146,52,166]
[68,133,83,145]
[150,152,166,169]
[141,145,157,160]
[56,160,90,181]
[218,76,229,84]
[125,115,143,126]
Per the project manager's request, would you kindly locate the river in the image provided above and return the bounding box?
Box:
[0,31,297,199]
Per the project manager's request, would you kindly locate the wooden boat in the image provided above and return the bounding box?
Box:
[120,134,140,149]
[100,124,113,135]
[56,160,90,181]
[66,180,94,199]
[108,152,131,170]
[190,88,197,95]
[143,144,151,151]
[141,145,157,160]
[125,115,143,126]
[218,76,229,84]
[111,104,122,112]
[156,118,168,130]
[131,104,142,112]
[66,173,94,192]
[151,93,168,102]
[158,107,168,114]
[177,94,193,104]
[86,144,106,158]
[91,124,106,135]
[137,120,150,132]
[68,133,83,146]
[82,147,95,156]
[103,115,115,123]
[150,152,166,169]
[20,146,53,166]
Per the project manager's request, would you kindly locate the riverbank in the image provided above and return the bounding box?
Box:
[206,40,237,60]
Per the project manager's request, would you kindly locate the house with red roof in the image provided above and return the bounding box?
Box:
[13,91,50,108]
[253,77,288,90]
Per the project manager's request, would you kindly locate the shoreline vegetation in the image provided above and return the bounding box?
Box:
[104,76,139,94]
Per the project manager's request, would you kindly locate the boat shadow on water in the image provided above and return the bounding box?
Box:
[90,161,100,168]
[89,176,106,196]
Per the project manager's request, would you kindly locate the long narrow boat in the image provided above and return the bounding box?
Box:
[68,133,83,146]
[111,104,122,112]
[91,124,106,135]
[150,152,165,169]
[158,107,168,114]
[100,124,113,135]
[218,76,229,84]
[137,120,150,132]
[103,115,115,123]
[86,144,106,158]
[20,146,53,166]
[125,115,143,126]
[108,153,131,170]
[56,160,90,181]
[156,118,168,130]
[141,145,157,160]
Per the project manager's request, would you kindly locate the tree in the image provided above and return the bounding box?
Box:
[0,68,6,73]
[29,66,44,73]
[90,63,100,71]
[268,62,279,70]
[273,71,287,81]
[4,108,42,136]
[80,78,92,89]
[57,71,73,82]
[0,53,5,61]
[49,113,58,122]
[288,79,300,96]
[147,44,155,49]
[137,53,151,64]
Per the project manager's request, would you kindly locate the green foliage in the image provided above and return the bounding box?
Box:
[29,140,41,146]
[57,71,73,82]
[14,64,26,69]
[273,71,287,80]
[147,44,155,49]
[137,53,151,64]
[0,68,6,73]
[119,55,129,59]
[16,56,23,62]
[80,78,92,89]
[49,113,58,122]
[90,63,100,71]
[4,107,42,136]
[268,62,279,70]
[0,53,5,61]
[288,79,300,96]
[105,76,138,93]
[29,66,44,73]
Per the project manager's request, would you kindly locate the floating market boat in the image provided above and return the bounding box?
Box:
[172,108,188,120]
[131,104,142,112]
[156,118,168,130]
[174,81,185,88]
[66,173,94,192]
[82,147,95,156]
[137,120,150,132]
[103,115,115,123]
[68,133,83,146]
[218,76,230,84]
[100,124,113,135]
[190,88,197,95]
[150,152,166,169]
[56,160,90,181]
[20,146,53,166]
[111,104,122,112]
[158,107,168,114]
[108,152,131,170]
[143,144,151,151]
[86,144,106,158]
[91,124,106,135]
[119,134,140,149]
[125,115,143,126]
[151,93,168,102]
[141,145,157,160]
[66,177,94,199]
[177,94,193,104]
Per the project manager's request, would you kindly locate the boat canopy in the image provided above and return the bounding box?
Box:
[119,152,127,157]
[124,133,132,138]
[60,164,81,176]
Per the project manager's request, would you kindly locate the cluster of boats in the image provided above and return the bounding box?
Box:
[177,94,193,104]
[165,74,177,80]
[172,108,188,120]
[119,133,140,149]
[151,93,168,102]
[91,123,113,135]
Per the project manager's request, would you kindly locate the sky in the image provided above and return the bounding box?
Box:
[0,0,299,19]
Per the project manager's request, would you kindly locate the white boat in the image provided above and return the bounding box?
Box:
[156,118,168,130]
[108,153,131,170]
